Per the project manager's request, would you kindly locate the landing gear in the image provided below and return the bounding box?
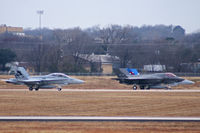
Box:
[165,86,172,90]
[139,85,150,90]
[140,86,145,90]
[57,88,62,91]
[29,86,39,91]
[146,86,150,90]
[35,87,39,91]
[29,87,33,91]
[133,85,137,90]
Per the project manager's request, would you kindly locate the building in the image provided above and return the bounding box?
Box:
[78,53,119,74]
[144,64,166,72]
[0,24,24,35]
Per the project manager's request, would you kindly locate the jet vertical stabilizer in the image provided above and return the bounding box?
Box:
[126,68,139,76]
[113,68,139,78]
[13,67,29,80]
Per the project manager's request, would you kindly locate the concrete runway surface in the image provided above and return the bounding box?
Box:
[0,89,200,92]
[0,116,200,122]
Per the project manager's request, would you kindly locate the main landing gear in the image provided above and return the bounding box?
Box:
[29,86,39,91]
[29,87,33,91]
[132,85,150,90]
[165,86,172,90]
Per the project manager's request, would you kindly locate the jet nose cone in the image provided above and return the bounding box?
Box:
[78,79,85,84]
[75,79,85,84]
[181,79,195,85]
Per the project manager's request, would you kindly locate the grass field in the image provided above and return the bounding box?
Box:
[0,91,200,132]
[0,91,200,116]
[1,122,200,133]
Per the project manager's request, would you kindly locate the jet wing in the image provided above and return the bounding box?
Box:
[116,74,163,86]
[22,79,42,83]
[21,78,64,85]
[113,74,161,80]
[1,79,8,82]
[126,74,162,80]
[1,78,24,85]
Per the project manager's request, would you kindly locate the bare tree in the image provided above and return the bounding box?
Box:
[53,28,95,72]
[27,44,48,72]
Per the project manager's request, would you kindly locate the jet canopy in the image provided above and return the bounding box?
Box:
[48,73,70,78]
[165,73,177,77]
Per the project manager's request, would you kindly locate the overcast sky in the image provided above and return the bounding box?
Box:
[0,0,199,33]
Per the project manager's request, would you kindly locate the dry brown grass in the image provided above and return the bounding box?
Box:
[0,91,200,116]
[0,122,200,133]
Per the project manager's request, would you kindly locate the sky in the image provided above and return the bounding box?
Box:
[0,0,199,33]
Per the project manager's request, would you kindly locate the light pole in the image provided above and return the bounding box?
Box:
[37,10,43,30]
[36,10,44,72]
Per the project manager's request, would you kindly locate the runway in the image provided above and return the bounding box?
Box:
[1,116,200,122]
[0,89,200,92]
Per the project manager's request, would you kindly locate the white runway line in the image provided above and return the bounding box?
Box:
[0,116,200,122]
[61,89,200,93]
[1,89,200,92]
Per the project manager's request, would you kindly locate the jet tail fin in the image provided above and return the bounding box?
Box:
[126,68,139,76]
[9,66,29,80]
[113,68,139,78]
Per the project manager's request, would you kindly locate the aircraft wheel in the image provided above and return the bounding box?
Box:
[133,85,137,90]
[140,86,145,90]
[35,88,39,91]
[166,87,171,90]
[146,86,150,90]
[57,88,62,91]
[29,87,33,91]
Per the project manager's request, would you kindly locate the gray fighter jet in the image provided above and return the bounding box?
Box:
[114,68,194,90]
[4,67,84,91]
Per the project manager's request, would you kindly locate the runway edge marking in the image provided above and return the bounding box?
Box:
[1,116,200,122]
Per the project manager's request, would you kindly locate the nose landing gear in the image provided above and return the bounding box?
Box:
[57,88,62,91]
[133,85,137,90]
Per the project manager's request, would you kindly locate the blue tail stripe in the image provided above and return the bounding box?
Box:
[126,68,139,75]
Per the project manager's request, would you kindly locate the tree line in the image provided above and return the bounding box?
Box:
[0,24,200,73]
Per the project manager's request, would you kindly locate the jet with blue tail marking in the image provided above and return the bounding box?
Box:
[114,68,194,90]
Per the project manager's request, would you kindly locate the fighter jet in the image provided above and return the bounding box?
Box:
[114,68,194,90]
[4,67,84,91]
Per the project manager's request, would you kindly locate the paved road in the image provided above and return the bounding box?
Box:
[0,89,200,92]
[0,116,200,122]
